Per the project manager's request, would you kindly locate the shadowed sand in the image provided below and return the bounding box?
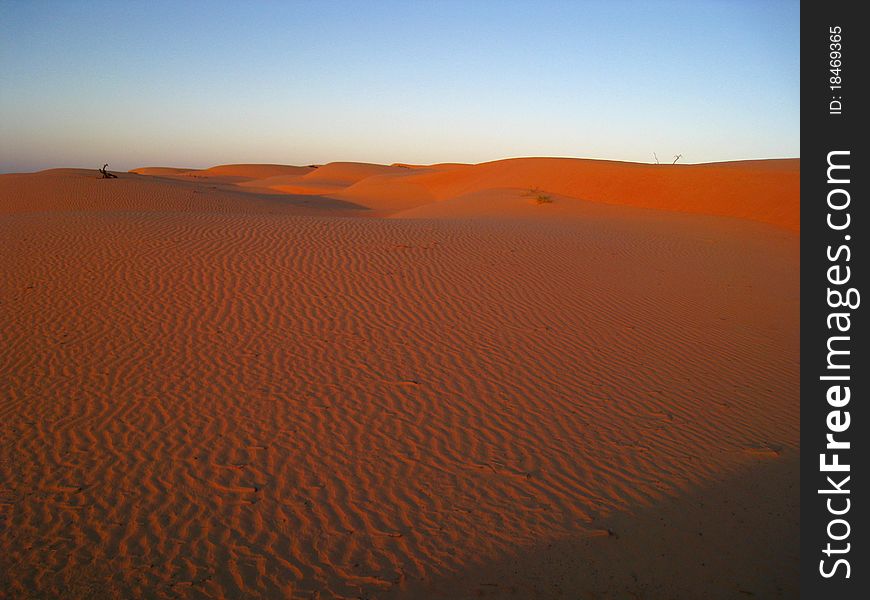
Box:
[0,158,798,599]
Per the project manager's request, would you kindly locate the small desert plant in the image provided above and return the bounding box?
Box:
[653,153,683,164]
[527,187,553,204]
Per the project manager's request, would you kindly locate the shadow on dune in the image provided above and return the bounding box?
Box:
[125,171,373,213]
[249,191,371,212]
[386,453,799,600]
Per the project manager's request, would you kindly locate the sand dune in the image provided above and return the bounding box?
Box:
[331,174,439,212]
[396,157,800,230]
[259,162,412,197]
[128,167,195,177]
[192,164,316,180]
[0,169,370,216]
[0,160,799,599]
[130,164,315,180]
[131,157,799,230]
[298,162,405,185]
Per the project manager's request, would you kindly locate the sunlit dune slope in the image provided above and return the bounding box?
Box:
[133,157,799,230]
[128,167,193,177]
[299,161,405,185]
[130,164,315,181]
[263,162,410,196]
[193,164,315,179]
[397,157,800,230]
[331,173,438,212]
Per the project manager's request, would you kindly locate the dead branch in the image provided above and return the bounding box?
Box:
[99,164,118,179]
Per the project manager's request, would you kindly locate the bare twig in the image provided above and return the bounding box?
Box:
[99,163,118,179]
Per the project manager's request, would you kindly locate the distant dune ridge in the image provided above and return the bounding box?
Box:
[1,157,798,598]
[126,157,799,230]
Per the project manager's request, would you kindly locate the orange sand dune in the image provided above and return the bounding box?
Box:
[299,161,406,185]
[129,167,195,177]
[132,157,799,230]
[190,164,316,180]
[131,164,315,180]
[396,157,800,230]
[389,188,633,221]
[261,162,411,197]
[0,161,798,599]
[391,162,471,170]
[331,173,439,212]
[0,169,370,216]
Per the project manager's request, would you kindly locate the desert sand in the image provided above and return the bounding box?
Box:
[0,157,799,599]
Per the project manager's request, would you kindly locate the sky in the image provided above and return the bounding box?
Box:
[0,0,799,173]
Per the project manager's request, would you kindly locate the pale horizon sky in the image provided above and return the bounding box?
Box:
[0,0,799,173]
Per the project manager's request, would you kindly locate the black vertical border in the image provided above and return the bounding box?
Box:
[801,1,865,597]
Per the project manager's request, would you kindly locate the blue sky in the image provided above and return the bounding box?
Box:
[0,0,799,172]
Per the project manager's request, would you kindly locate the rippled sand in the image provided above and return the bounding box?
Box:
[0,160,799,599]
